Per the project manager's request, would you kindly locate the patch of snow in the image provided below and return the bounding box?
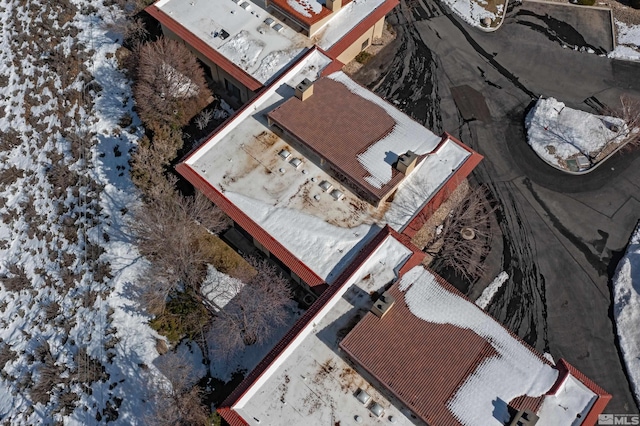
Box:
[537,375,597,425]
[201,265,245,311]
[525,97,627,168]
[609,21,640,62]
[382,138,470,231]
[612,223,640,403]
[438,0,498,28]
[218,30,266,71]
[475,271,508,309]
[225,191,376,282]
[175,341,208,386]
[399,267,558,425]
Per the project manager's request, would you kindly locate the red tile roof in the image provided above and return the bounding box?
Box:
[217,225,424,424]
[267,77,412,203]
[339,269,551,425]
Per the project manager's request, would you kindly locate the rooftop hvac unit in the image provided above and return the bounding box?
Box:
[219,29,230,40]
[319,181,333,192]
[371,291,395,318]
[289,157,302,169]
[355,389,371,405]
[278,149,291,160]
[369,402,384,417]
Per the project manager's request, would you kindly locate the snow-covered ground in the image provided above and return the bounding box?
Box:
[612,223,640,404]
[439,0,503,29]
[525,97,628,170]
[0,0,166,423]
[609,20,640,62]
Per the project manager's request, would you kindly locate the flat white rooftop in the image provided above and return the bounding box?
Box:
[232,235,420,426]
[185,51,471,283]
[154,0,388,85]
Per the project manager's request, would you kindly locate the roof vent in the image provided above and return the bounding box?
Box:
[395,150,418,175]
[319,180,333,192]
[355,389,371,405]
[295,78,314,101]
[371,291,395,318]
[278,149,291,160]
[369,402,384,417]
[289,157,302,169]
[508,409,539,426]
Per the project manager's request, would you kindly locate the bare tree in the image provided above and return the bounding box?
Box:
[147,351,210,426]
[102,0,152,45]
[134,37,211,128]
[208,259,292,356]
[129,184,230,313]
[426,185,497,284]
[611,94,640,148]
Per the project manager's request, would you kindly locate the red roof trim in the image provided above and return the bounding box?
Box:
[553,359,612,426]
[176,163,326,287]
[145,5,263,92]
[217,407,249,426]
[325,0,399,59]
[218,225,423,419]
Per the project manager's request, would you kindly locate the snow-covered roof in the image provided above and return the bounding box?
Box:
[183,56,472,282]
[231,235,418,426]
[537,374,597,424]
[152,0,390,85]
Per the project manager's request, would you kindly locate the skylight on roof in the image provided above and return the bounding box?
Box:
[264,17,275,26]
[289,158,302,169]
[273,23,284,32]
[278,149,291,159]
[239,1,250,8]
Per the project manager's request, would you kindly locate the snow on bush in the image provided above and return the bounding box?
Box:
[525,97,626,168]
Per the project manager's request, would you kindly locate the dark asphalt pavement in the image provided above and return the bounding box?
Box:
[355,0,640,413]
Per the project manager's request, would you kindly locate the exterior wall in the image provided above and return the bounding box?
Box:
[160,24,257,104]
[336,16,386,64]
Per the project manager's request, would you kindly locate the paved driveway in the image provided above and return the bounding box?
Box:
[355,0,640,413]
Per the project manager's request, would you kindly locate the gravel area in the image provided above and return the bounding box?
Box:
[342,24,397,75]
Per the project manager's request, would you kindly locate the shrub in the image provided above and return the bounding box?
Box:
[355,51,373,64]
[149,292,209,343]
